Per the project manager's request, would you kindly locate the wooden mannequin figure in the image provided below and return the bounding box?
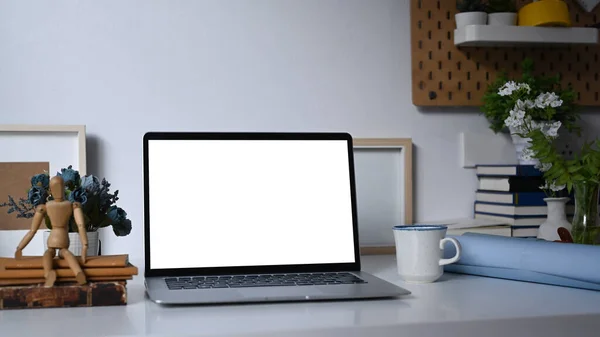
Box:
[14,175,88,287]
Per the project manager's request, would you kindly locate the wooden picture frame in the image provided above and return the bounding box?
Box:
[0,124,87,175]
[0,125,87,256]
[353,138,413,255]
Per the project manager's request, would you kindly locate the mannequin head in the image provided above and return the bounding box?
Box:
[49,176,65,201]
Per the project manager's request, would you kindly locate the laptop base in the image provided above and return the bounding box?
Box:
[145,271,410,305]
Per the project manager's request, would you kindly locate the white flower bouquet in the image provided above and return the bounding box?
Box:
[481,58,579,135]
[499,80,567,193]
[501,83,564,164]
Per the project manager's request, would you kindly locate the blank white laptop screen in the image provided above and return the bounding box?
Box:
[148,139,357,270]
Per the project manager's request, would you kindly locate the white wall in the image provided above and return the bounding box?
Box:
[1,0,596,260]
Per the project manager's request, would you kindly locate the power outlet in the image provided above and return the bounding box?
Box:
[558,142,575,158]
[555,133,581,160]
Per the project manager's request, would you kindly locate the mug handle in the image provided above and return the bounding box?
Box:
[438,237,462,266]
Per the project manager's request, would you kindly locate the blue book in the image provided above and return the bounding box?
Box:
[475,190,574,206]
[474,210,549,219]
[474,201,575,217]
[475,164,542,177]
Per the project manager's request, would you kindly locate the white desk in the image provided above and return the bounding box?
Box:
[1,255,600,337]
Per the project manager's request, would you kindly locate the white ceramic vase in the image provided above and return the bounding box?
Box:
[488,13,517,25]
[537,197,573,241]
[508,125,539,165]
[43,231,100,257]
[455,12,488,28]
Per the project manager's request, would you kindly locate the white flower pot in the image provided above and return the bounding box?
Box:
[508,125,539,165]
[537,197,573,241]
[455,12,488,28]
[488,13,517,26]
[43,231,100,257]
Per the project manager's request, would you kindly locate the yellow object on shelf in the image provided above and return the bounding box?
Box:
[518,0,571,27]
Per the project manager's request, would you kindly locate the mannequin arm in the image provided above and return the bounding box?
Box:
[15,205,46,258]
[73,202,88,263]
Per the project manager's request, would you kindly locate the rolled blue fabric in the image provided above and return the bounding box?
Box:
[442,233,600,286]
[444,265,600,291]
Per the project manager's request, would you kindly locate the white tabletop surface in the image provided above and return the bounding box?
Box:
[1,254,600,337]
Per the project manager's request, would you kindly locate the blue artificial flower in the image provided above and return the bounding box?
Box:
[112,218,132,237]
[68,187,88,205]
[107,206,127,224]
[28,186,47,206]
[30,173,50,190]
[81,175,101,194]
[57,165,81,189]
[99,178,119,213]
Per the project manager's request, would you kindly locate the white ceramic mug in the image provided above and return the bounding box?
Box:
[393,225,462,283]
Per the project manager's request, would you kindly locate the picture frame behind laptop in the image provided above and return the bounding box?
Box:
[353,138,413,255]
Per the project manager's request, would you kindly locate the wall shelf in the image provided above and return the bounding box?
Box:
[411,0,600,106]
[454,25,599,47]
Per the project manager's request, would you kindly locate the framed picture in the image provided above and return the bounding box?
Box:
[352,138,413,255]
[0,125,86,256]
[0,124,86,175]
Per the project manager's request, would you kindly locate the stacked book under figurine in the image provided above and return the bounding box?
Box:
[472,164,573,238]
[0,254,138,309]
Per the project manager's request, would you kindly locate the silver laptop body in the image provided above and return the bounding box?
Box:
[143,132,410,305]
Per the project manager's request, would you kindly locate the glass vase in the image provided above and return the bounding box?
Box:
[570,181,600,245]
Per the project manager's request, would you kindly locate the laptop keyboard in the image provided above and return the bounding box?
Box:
[165,272,367,290]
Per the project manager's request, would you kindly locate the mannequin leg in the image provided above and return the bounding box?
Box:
[43,248,56,287]
[59,249,87,285]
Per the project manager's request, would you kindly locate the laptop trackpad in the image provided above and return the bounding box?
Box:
[240,287,326,300]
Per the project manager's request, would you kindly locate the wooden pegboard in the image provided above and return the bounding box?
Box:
[411,0,600,106]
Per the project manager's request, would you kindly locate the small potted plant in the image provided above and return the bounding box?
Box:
[0,166,132,256]
[456,0,488,28]
[487,0,518,25]
[481,58,580,164]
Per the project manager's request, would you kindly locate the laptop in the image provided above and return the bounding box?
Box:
[143,131,411,305]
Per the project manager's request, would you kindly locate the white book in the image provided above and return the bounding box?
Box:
[476,191,516,204]
[447,225,512,237]
[477,176,544,192]
[475,203,547,216]
[474,213,547,226]
[512,226,540,238]
[478,177,512,191]
[419,217,511,229]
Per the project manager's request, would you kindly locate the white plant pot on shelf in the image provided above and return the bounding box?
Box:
[509,126,539,165]
[43,231,100,257]
[537,197,573,241]
[455,12,488,28]
[488,13,518,26]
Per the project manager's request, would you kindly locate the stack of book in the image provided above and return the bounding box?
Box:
[473,164,573,238]
[0,254,138,309]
